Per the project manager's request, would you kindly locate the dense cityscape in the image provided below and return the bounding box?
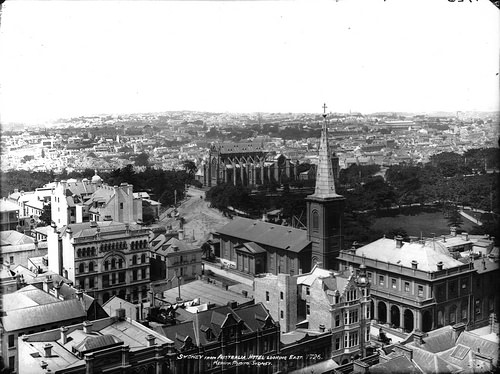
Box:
[0,107,498,374]
[1,0,499,373]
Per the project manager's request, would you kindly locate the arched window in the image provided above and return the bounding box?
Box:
[91,247,96,256]
[118,259,123,269]
[77,249,81,258]
[104,260,109,271]
[111,258,116,269]
[79,263,85,274]
[132,255,137,265]
[312,210,319,232]
[143,240,147,248]
[131,242,135,250]
[141,254,146,264]
[89,262,94,272]
[86,248,90,257]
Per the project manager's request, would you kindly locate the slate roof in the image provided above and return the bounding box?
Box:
[154,303,273,351]
[0,199,19,212]
[215,217,310,253]
[406,326,455,353]
[59,221,144,239]
[370,355,422,374]
[2,298,86,331]
[235,241,266,255]
[0,230,34,246]
[218,142,265,154]
[355,238,464,272]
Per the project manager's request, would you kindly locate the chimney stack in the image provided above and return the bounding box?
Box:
[178,229,184,241]
[450,226,457,237]
[60,326,69,345]
[43,343,53,358]
[395,235,404,249]
[452,322,466,342]
[54,282,61,298]
[437,261,443,271]
[83,321,93,334]
[146,334,156,347]
[43,277,52,293]
[413,330,425,346]
[76,289,84,301]
[411,260,418,270]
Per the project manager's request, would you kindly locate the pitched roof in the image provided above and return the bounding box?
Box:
[355,238,464,272]
[2,298,86,331]
[370,355,422,374]
[215,217,310,253]
[0,230,34,246]
[407,326,455,353]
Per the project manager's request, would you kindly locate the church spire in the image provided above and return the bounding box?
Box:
[311,103,340,199]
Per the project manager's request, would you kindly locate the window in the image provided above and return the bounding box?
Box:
[120,202,123,209]
[312,210,319,232]
[391,278,397,289]
[475,299,481,315]
[379,275,384,286]
[418,285,424,297]
[89,262,94,272]
[306,287,310,296]
[119,272,125,283]
[280,310,284,319]
[79,263,85,274]
[104,260,109,271]
[118,259,123,269]
[133,270,138,281]
[367,272,372,280]
[346,289,357,301]
[141,268,146,279]
[8,334,15,348]
[335,337,340,350]
[280,291,284,300]
[266,291,269,301]
[404,282,410,292]
[306,304,311,315]
[335,314,340,327]
[9,357,14,369]
[89,277,95,288]
[9,256,14,264]
[111,273,116,284]
[141,254,146,264]
[111,258,116,269]
[132,255,137,265]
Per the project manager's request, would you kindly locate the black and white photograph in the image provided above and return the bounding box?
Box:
[0,0,499,373]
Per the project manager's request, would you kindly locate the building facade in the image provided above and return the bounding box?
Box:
[51,175,144,228]
[254,264,371,365]
[214,217,312,276]
[338,235,499,334]
[47,220,151,305]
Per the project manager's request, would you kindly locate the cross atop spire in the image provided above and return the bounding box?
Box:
[310,103,341,199]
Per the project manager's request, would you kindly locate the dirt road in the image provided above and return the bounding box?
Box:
[159,187,231,245]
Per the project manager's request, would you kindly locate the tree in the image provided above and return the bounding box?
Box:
[38,203,52,226]
[182,160,197,179]
[134,153,150,167]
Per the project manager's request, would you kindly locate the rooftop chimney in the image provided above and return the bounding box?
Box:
[146,334,156,347]
[43,277,52,293]
[76,289,84,301]
[115,308,126,320]
[413,330,425,346]
[411,260,418,270]
[60,326,69,345]
[452,322,466,342]
[54,282,61,299]
[437,261,443,271]
[395,235,404,249]
[178,229,184,241]
[43,343,53,358]
[83,320,93,334]
[450,226,457,237]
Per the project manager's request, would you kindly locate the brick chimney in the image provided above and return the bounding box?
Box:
[437,261,443,271]
[60,326,69,345]
[43,277,52,293]
[146,334,156,347]
[83,321,93,334]
[413,330,425,346]
[43,343,53,358]
[452,322,466,342]
[395,235,404,249]
[411,260,418,270]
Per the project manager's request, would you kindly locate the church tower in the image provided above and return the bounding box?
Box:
[306,104,345,270]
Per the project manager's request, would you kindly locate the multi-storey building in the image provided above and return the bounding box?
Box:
[338,235,499,333]
[47,220,151,305]
[0,198,19,231]
[18,314,176,374]
[1,284,89,373]
[150,234,202,283]
[153,302,280,374]
[254,264,371,365]
[50,175,144,227]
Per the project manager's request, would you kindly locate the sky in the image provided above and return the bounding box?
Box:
[0,0,499,124]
